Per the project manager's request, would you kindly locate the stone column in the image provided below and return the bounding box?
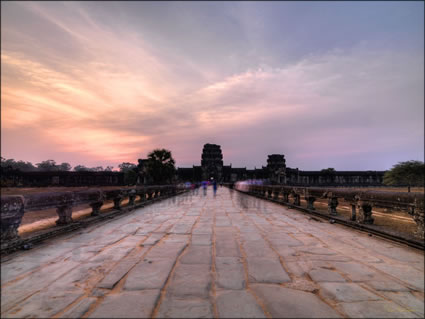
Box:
[90,202,103,216]
[56,205,73,225]
[360,203,374,224]
[327,196,339,216]
[306,196,316,210]
[1,195,25,241]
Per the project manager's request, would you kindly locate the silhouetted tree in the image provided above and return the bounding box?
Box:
[320,168,336,174]
[118,162,137,172]
[58,162,72,171]
[146,149,176,184]
[118,162,138,185]
[73,165,91,172]
[383,160,424,192]
[1,157,37,171]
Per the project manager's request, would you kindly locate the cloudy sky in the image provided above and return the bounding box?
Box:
[1,1,423,170]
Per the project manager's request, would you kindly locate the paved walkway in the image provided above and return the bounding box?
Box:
[1,188,424,318]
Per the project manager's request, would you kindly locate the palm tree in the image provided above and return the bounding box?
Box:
[146,149,176,184]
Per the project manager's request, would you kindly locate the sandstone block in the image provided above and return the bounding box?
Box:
[215,257,246,290]
[216,290,266,318]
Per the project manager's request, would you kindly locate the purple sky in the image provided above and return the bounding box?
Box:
[1,1,424,170]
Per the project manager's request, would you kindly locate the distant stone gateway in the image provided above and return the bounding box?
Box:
[177,143,385,185]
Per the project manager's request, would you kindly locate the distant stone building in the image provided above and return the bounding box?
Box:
[201,143,223,181]
[177,143,385,186]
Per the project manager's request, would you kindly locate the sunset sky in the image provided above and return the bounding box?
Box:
[1,1,424,171]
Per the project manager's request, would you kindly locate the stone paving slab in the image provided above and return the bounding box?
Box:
[216,290,266,318]
[1,188,424,318]
[88,290,160,318]
[166,263,212,298]
[124,257,176,290]
[319,282,382,302]
[156,297,213,318]
[247,257,291,283]
[215,256,246,290]
[251,284,341,318]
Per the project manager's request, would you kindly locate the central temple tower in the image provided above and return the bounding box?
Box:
[267,154,287,184]
[201,143,223,181]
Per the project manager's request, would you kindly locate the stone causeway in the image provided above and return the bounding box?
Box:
[1,188,424,318]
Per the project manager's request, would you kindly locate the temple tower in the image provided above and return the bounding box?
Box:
[201,143,223,181]
[267,154,286,184]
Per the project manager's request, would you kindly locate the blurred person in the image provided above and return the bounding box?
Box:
[202,180,207,196]
[213,179,217,196]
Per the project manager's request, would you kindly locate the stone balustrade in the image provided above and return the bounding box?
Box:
[234,184,424,239]
[1,185,184,242]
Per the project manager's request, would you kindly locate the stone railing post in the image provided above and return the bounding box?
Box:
[306,196,316,210]
[1,195,25,241]
[273,189,280,201]
[410,196,424,239]
[90,202,103,216]
[128,190,136,206]
[293,194,301,206]
[256,186,262,197]
[113,194,123,210]
[283,192,289,203]
[360,202,374,224]
[351,204,357,221]
[267,188,273,199]
[56,205,73,225]
[138,189,146,203]
[327,196,339,216]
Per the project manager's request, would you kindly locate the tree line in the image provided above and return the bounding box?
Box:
[1,157,115,172]
[1,148,177,185]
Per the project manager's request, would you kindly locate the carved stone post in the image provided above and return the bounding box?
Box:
[273,190,280,201]
[293,194,301,206]
[360,202,374,224]
[128,190,136,206]
[1,195,25,241]
[412,209,424,239]
[411,197,424,239]
[306,196,316,210]
[56,205,73,225]
[328,196,339,216]
[283,193,289,203]
[267,189,273,199]
[113,195,123,210]
[90,202,103,216]
[350,204,357,221]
